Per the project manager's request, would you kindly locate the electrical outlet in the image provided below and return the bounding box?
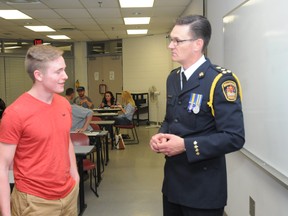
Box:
[249,196,255,216]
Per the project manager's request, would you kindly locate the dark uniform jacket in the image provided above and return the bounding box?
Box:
[159,58,245,209]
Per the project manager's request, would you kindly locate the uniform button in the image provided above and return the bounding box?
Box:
[203,167,207,170]
[178,101,182,105]
[174,119,178,123]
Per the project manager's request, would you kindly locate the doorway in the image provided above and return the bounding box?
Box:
[87,55,123,107]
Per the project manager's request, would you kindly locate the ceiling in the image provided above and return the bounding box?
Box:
[0,0,192,42]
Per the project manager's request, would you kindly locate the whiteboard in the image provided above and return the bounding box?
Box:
[224,0,288,177]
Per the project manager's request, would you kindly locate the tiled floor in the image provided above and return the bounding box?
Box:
[83,126,164,216]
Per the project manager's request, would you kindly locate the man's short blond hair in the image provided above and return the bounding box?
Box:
[25,45,64,82]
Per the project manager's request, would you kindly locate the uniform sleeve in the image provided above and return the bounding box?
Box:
[185,74,245,163]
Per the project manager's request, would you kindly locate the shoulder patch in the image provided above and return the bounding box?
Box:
[222,80,237,101]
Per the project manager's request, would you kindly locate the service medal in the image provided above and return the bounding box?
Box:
[187,93,203,114]
[193,106,200,114]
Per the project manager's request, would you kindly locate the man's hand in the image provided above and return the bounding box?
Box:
[150,133,185,157]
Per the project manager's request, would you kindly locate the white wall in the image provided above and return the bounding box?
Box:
[206,0,288,215]
[122,34,172,123]
[206,0,244,65]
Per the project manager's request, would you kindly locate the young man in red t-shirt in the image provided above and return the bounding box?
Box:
[0,45,79,216]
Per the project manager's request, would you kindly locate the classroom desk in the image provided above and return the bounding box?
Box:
[83,131,103,184]
[88,130,110,165]
[74,145,95,216]
[90,120,115,150]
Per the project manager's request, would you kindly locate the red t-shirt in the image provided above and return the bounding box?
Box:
[0,93,75,200]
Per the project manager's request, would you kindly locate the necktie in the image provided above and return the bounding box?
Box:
[181,72,187,89]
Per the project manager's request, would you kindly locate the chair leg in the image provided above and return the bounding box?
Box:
[132,127,139,144]
[115,126,139,144]
[125,127,139,144]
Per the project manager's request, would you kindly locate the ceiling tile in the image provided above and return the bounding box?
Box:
[0,0,194,42]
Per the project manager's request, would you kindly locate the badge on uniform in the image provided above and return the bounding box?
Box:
[187,93,203,114]
[222,80,237,101]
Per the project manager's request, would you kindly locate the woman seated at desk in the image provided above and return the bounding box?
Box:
[114,91,135,125]
[99,91,116,108]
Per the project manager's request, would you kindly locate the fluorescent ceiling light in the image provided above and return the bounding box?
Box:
[119,0,154,8]
[5,0,40,4]
[47,35,70,40]
[124,17,150,25]
[0,10,32,19]
[127,29,148,35]
[25,26,55,32]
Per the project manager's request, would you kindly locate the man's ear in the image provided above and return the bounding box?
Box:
[194,38,204,52]
[34,70,43,81]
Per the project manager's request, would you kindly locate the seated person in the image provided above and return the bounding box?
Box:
[0,98,6,120]
[99,91,116,108]
[73,86,94,109]
[66,88,93,132]
[114,91,136,125]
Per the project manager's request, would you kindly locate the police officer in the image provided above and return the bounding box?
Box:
[150,15,245,216]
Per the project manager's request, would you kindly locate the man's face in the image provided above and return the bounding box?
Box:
[168,25,200,68]
[39,56,68,94]
[77,90,85,98]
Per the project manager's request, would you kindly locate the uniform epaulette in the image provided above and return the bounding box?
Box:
[213,65,232,75]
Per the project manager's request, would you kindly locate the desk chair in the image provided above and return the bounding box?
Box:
[91,116,103,130]
[114,111,139,144]
[90,122,101,131]
[71,133,99,197]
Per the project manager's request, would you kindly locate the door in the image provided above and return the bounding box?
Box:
[87,55,123,107]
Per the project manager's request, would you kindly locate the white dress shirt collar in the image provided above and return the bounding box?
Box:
[181,55,206,80]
